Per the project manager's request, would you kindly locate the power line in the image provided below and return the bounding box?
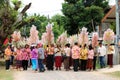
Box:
[38,9,62,14]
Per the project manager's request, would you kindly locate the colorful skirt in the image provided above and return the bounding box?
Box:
[16,60,22,68]
[55,56,62,67]
[86,59,93,69]
[107,54,113,65]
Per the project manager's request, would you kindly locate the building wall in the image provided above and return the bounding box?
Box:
[100,23,110,37]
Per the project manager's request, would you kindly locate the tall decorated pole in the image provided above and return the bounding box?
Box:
[92,32,99,48]
[46,23,54,45]
[68,35,78,47]
[78,27,88,46]
[41,33,47,45]
[41,23,54,46]
[12,31,21,42]
[11,30,21,48]
[103,29,114,45]
[28,25,39,45]
[56,31,67,46]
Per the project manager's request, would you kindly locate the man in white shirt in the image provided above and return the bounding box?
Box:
[98,43,106,68]
[64,43,71,71]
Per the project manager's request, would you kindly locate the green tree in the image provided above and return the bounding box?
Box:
[62,0,85,35]
[21,14,65,42]
[84,5,104,32]
[21,14,48,38]
[51,14,65,40]
[22,14,65,41]
[0,0,32,50]
[62,0,109,35]
[110,22,116,33]
[83,0,110,14]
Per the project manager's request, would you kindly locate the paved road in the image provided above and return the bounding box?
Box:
[13,68,119,80]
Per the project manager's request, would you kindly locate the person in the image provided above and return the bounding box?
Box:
[72,42,80,72]
[64,44,71,71]
[69,48,73,70]
[21,44,31,70]
[107,44,114,68]
[4,45,12,71]
[93,46,98,71]
[37,43,45,72]
[30,44,38,72]
[46,44,54,70]
[80,44,88,71]
[54,45,62,70]
[98,43,106,68]
[15,47,22,71]
[86,45,94,71]
[10,45,15,68]
[79,45,82,70]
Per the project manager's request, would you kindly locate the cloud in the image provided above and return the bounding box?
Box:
[21,0,115,17]
[109,0,115,5]
[21,0,64,17]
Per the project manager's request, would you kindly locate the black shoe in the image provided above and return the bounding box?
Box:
[74,70,78,72]
[39,70,44,72]
[59,67,61,70]
[56,68,58,70]
[66,69,69,71]
[47,68,50,71]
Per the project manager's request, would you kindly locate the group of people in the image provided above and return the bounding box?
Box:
[4,42,114,72]
[4,44,45,72]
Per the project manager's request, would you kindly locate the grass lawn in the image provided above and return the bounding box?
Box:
[0,59,14,80]
[107,71,120,78]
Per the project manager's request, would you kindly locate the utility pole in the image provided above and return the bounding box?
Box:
[115,0,120,64]
[116,0,120,37]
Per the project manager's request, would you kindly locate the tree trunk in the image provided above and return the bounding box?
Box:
[0,1,32,51]
[91,19,95,32]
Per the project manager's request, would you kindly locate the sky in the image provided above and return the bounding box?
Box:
[21,0,115,17]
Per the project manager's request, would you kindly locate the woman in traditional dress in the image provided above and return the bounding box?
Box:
[93,46,98,71]
[30,44,38,72]
[21,44,31,70]
[15,47,22,70]
[86,45,94,71]
[54,45,62,70]
[80,44,88,71]
[46,44,54,70]
[107,44,114,68]
[72,42,80,72]
[4,45,12,71]
[64,44,71,71]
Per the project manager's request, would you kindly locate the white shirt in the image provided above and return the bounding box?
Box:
[64,47,71,57]
[98,46,106,56]
[54,48,62,56]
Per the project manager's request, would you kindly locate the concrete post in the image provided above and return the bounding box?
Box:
[115,0,120,64]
